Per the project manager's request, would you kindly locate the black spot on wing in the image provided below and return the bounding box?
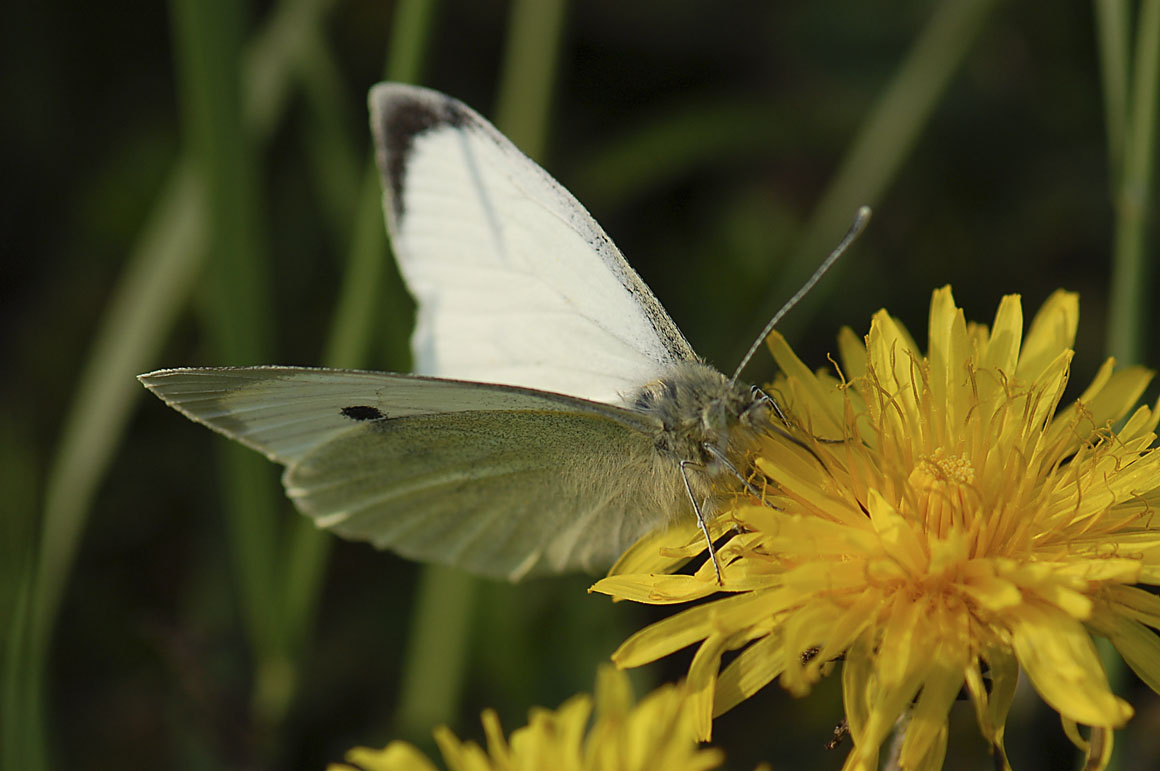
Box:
[342,405,386,421]
[372,87,471,223]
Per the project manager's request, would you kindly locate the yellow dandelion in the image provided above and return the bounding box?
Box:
[326,667,733,771]
[592,286,1160,771]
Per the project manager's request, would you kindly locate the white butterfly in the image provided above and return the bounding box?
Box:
[140,83,863,581]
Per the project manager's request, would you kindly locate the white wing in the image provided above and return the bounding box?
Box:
[139,367,681,578]
[369,83,697,405]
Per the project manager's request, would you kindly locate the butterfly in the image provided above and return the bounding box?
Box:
[140,83,865,581]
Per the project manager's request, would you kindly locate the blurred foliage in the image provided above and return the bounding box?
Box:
[2,0,1159,770]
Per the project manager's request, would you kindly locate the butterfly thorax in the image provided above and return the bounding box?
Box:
[627,362,768,468]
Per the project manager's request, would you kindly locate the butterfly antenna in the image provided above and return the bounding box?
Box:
[729,206,872,385]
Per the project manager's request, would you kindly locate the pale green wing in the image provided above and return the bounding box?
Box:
[138,366,676,578]
[138,366,657,464]
[287,408,681,579]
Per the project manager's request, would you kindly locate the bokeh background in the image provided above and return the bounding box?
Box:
[3,0,1159,769]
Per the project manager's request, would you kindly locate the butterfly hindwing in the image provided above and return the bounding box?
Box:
[286,407,681,579]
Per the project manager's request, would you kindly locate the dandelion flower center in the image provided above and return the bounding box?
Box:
[908,449,975,536]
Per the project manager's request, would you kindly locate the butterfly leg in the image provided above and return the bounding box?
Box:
[746,391,839,474]
[751,385,790,424]
[703,443,777,508]
[679,459,723,584]
[752,384,845,448]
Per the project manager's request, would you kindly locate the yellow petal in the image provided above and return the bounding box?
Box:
[480,710,510,766]
[766,330,846,436]
[985,644,1019,735]
[1016,289,1078,382]
[1010,604,1133,726]
[687,633,730,740]
[927,286,971,438]
[866,490,926,574]
[608,519,716,577]
[611,590,786,667]
[1059,719,1115,771]
[591,574,723,605]
[713,630,787,717]
[779,599,843,696]
[432,726,491,771]
[836,326,868,382]
[981,294,1023,377]
[334,743,442,771]
[1091,613,1160,695]
[898,659,960,771]
[1106,584,1160,628]
[1077,365,1154,430]
[841,633,875,751]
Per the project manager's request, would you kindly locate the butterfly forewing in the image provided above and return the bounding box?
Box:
[370,84,697,405]
[139,366,673,578]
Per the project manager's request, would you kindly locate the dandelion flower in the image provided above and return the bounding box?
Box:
[593,286,1160,770]
[327,667,732,771]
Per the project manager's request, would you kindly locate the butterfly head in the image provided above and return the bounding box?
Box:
[629,362,768,467]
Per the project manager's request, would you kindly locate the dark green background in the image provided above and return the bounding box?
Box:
[3,1,1158,769]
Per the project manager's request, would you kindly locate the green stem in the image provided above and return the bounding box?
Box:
[394,565,480,740]
[493,0,570,159]
[1097,5,1160,767]
[1094,0,1132,186]
[1106,0,1160,365]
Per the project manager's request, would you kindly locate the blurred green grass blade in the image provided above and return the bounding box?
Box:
[1083,5,1155,764]
[1106,0,1160,365]
[3,575,45,771]
[394,565,478,740]
[3,165,206,771]
[275,0,435,671]
[322,168,412,371]
[3,0,344,766]
[171,0,281,670]
[0,418,37,689]
[34,166,204,641]
[298,29,363,247]
[346,0,442,376]
[323,0,439,372]
[281,0,438,722]
[752,0,1000,343]
[385,0,440,86]
[493,0,569,159]
[394,0,569,739]
[570,99,786,210]
[244,0,342,135]
[171,0,274,364]
[1095,0,1131,185]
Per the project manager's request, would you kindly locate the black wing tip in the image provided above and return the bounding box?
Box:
[368,83,475,223]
